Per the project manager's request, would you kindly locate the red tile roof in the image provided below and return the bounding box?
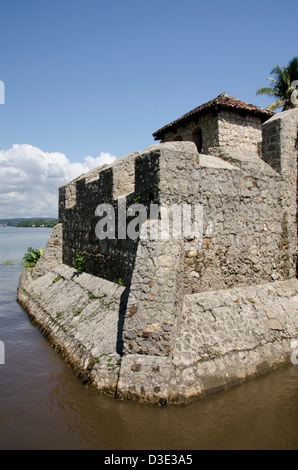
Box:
[153,93,274,140]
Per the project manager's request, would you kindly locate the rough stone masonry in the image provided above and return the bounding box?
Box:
[17,107,298,405]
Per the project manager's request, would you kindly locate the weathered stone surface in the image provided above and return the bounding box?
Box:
[32,223,63,279]
[17,263,126,394]
[171,279,298,400]
[117,355,172,404]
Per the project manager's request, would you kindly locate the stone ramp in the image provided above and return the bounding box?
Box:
[17,263,128,396]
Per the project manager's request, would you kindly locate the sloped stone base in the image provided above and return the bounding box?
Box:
[17,262,298,405]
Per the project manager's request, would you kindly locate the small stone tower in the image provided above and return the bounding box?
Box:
[153,93,274,156]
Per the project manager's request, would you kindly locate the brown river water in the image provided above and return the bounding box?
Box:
[0,264,298,450]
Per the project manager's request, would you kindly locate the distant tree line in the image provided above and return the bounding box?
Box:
[15,219,58,227]
[0,218,58,227]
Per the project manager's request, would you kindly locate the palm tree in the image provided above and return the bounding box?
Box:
[256,56,298,111]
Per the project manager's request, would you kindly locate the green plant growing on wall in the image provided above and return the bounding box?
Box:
[89,294,105,300]
[133,193,142,203]
[88,355,100,372]
[23,247,43,268]
[73,253,86,273]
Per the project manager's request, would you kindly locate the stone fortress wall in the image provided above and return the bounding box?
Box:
[17,107,298,405]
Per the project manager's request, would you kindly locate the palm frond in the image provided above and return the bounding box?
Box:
[287,56,298,82]
[257,57,298,111]
[266,77,278,85]
[256,86,279,96]
[266,99,285,111]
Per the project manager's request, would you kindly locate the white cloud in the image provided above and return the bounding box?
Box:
[0,144,117,218]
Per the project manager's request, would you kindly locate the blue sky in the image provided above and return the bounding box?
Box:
[0,0,297,217]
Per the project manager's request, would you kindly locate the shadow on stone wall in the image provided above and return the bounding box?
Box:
[59,150,160,287]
